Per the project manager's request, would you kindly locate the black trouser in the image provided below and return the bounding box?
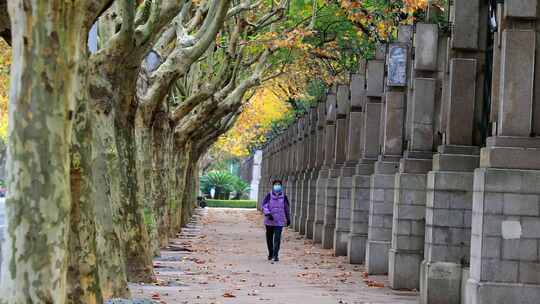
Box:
[265,225,283,258]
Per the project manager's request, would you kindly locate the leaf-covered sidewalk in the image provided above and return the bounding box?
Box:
[130,208,418,304]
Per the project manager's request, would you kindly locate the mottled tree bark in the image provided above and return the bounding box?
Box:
[150,112,174,247]
[87,14,157,283]
[133,0,233,245]
[0,1,104,302]
[166,150,180,237]
[81,13,133,298]
[67,92,102,304]
[86,0,222,282]
[116,112,155,283]
[135,113,160,256]
[177,142,199,228]
[169,151,188,235]
[87,72,155,287]
[91,108,130,299]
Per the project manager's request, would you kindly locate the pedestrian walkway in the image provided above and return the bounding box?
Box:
[130,208,418,304]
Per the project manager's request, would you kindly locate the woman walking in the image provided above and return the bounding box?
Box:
[261,180,290,262]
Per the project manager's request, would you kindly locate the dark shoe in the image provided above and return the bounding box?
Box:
[268,255,273,261]
[273,256,279,262]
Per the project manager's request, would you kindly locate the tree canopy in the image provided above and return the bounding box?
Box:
[211,0,433,159]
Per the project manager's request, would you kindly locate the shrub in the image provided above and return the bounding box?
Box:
[200,170,235,199]
[200,170,250,199]
[231,179,250,199]
[206,199,256,209]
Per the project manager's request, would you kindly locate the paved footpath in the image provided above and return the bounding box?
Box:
[130,208,418,304]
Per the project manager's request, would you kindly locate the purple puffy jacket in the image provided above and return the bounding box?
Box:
[262,191,290,227]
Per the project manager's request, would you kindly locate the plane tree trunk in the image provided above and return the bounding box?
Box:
[0,1,106,302]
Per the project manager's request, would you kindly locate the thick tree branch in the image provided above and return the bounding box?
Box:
[193,102,243,157]
[93,0,187,64]
[134,0,164,45]
[186,0,208,32]
[186,0,230,59]
[138,0,231,114]
[172,48,269,148]
[87,0,117,25]
[226,0,264,18]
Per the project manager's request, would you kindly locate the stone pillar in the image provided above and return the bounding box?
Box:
[420,2,488,303]
[281,130,290,201]
[365,28,412,271]
[388,23,441,290]
[313,96,329,243]
[250,150,262,201]
[465,2,540,303]
[274,136,282,184]
[347,63,369,264]
[262,143,271,206]
[299,113,312,235]
[306,103,322,239]
[293,117,305,232]
[351,46,387,269]
[258,147,267,210]
[321,91,340,249]
[271,140,277,187]
[267,142,273,200]
[262,144,269,207]
[286,126,297,222]
[279,135,287,184]
[348,51,386,266]
[334,84,354,256]
[292,123,299,229]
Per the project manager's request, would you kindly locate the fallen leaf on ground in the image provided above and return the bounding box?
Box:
[368,282,385,288]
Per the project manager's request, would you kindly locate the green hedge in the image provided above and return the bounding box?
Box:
[206,199,257,209]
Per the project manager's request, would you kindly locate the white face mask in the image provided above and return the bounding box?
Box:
[273,184,282,192]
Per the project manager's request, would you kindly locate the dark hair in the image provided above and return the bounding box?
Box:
[272,180,282,186]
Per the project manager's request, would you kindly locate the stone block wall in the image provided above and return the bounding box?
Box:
[348,175,370,264]
[366,174,395,274]
[467,168,540,304]
[293,174,304,232]
[305,173,318,239]
[299,175,310,235]
[313,172,328,243]
[322,176,338,249]
[425,171,473,264]
[335,175,353,256]
[389,172,428,290]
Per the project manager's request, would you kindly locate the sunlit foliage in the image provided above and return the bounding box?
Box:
[213,85,291,157]
[0,39,9,141]
[211,0,434,159]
